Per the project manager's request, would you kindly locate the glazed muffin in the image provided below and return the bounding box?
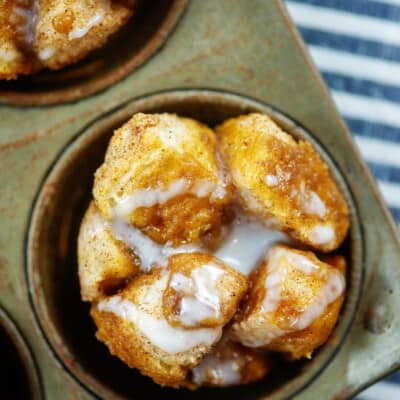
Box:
[230,245,345,360]
[0,1,41,79]
[78,112,350,389]
[78,201,140,302]
[162,253,248,329]
[0,0,135,79]
[93,113,232,246]
[216,113,349,252]
[35,0,134,70]
[92,263,247,387]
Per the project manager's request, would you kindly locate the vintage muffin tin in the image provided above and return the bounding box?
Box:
[0,1,399,399]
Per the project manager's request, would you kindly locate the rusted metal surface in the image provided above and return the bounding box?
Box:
[0,1,399,399]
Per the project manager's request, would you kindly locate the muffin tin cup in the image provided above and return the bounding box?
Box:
[0,307,43,400]
[0,0,188,106]
[26,89,364,399]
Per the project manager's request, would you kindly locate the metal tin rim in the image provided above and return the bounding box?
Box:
[0,306,44,400]
[25,89,364,399]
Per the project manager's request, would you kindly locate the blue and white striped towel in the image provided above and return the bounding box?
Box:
[285,0,400,398]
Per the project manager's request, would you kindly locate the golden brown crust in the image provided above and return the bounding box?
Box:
[231,245,346,360]
[78,201,139,301]
[216,113,349,252]
[91,269,222,387]
[320,253,347,273]
[93,113,233,245]
[0,0,40,79]
[35,0,134,70]
[80,112,350,388]
[162,253,248,329]
[264,295,344,360]
[0,0,135,79]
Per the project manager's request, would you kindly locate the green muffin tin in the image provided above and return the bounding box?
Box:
[0,1,399,399]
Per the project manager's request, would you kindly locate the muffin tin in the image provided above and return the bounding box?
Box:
[1,1,399,399]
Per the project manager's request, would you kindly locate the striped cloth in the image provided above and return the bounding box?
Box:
[284,0,400,398]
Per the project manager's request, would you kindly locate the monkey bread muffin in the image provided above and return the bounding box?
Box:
[0,0,135,79]
[78,112,350,388]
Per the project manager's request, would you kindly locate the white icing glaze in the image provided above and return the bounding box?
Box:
[180,297,214,326]
[262,268,284,313]
[291,271,344,330]
[309,224,335,245]
[98,295,222,354]
[254,247,344,343]
[215,214,288,275]
[111,219,200,271]
[69,11,105,40]
[304,191,326,217]
[283,252,320,275]
[262,250,319,314]
[239,247,345,348]
[113,179,188,218]
[294,182,326,218]
[191,179,215,197]
[170,264,224,326]
[112,211,288,277]
[211,152,230,201]
[38,47,55,60]
[192,356,241,386]
[210,179,227,201]
[111,208,289,277]
[112,178,223,219]
[265,174,278,187]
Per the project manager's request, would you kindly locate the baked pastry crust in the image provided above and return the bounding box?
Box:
[78,201,139,302]
[79,112,350,388]
[0,0,135,79]
[0,1,40,79]
[35,0,133,70]
[163,253,248,329]
[93,113,232,246]
[92,267,245,387]
[216,113,349,252]
[230,245,346,360]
